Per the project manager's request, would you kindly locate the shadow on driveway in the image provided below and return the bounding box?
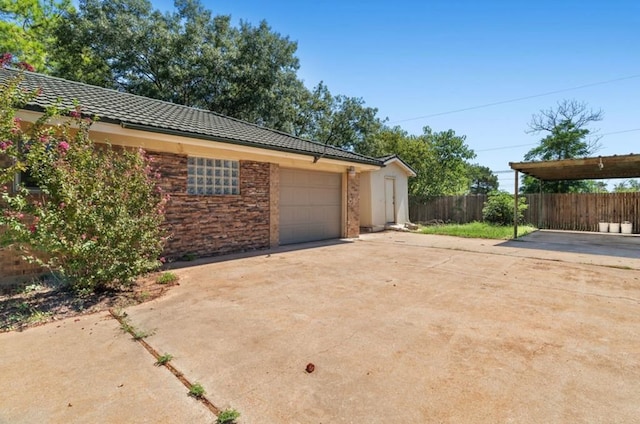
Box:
[499,229,640,259]
[165,238,354,270]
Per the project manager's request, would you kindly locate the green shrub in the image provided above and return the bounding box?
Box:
[0,73,169,293]
[482,190,527,226]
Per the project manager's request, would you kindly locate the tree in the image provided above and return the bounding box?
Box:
[521,99,603,193]
[370,126,476,200]
[0,73,168,292]
[613,179,640,192]
[291,82,386,155]
[206,19,304,130]
[424,127,476,197]
[584,180,608,193]
[0,0,72,71]
[11,0,389,148]
[466,164,498,194]
[45,0,390,145]
[49,0,309,131]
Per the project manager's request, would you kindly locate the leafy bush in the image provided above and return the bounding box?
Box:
[482,190,527,226]
[0,72,169,292]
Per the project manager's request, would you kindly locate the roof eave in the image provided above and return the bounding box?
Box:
[121,122,383,167]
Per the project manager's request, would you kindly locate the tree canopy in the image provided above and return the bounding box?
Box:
[0,0,72,71]
[0,0,485,200]
[613,179,640,192]
[369,126,476,200]
[521,100,603,193]
[467,164,499,194]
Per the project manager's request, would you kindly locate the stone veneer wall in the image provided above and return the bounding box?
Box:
[346,172,360,238]
[269,163,280,248]
[150,152,272,259]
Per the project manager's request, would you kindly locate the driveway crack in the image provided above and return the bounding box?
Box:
[109,308,222,418]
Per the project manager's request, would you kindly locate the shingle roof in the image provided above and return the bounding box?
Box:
[0,69,382,166]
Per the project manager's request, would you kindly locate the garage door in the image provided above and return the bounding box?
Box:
[280,169,342,245]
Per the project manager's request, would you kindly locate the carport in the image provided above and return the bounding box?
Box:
[509,153,640,238]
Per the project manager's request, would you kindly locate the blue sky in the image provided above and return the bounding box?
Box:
[154,0,639,189]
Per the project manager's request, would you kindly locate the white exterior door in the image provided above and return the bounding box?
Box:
[279,169,342,245]
[385,177,396,223]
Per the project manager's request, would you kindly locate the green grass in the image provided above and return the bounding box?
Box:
[419,221,536,239]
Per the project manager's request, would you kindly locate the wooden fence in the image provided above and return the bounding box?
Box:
[409,192,640,233]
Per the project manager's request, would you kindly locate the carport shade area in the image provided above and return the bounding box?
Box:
[509,153,640,236]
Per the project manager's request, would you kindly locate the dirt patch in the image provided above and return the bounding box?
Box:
[0,272,178,332]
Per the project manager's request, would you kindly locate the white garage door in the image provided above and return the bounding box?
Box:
[280,169,342,245]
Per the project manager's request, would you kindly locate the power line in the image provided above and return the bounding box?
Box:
[476,143,536,152]
[390,74,640,124]
[599,127,640,136]
[475,127,640,153]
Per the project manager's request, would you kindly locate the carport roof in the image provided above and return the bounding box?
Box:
[509,153,640,181]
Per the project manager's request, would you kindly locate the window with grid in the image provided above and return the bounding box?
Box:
[187,157,239,195]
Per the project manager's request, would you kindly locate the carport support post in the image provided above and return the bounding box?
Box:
[513,170,519,239]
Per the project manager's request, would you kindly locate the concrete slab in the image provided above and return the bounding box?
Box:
[368,230,640,270]
[123,232,640,423]
[0,313,213,424]
[502,229,640,259]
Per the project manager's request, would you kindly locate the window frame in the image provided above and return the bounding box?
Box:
[13,168,41,193]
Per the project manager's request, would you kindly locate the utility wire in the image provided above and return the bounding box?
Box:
[390,74,640,124]
[476,143,536,152]
[475,127,640,153]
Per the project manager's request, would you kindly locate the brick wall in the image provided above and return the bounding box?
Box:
[1,147,363,284]
[151,152,272,259]
[0,247,45,288]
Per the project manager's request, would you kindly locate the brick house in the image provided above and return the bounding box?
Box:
[0,69,393,285]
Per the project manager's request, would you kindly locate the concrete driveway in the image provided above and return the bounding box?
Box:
[2,231,640,423]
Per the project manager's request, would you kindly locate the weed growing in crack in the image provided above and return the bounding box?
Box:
[155,353,173,366]
[119,319,134,334]
[217,408,241,424]
[116,312,154,340]
[132,328,154,340]
[188,382,205,399]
